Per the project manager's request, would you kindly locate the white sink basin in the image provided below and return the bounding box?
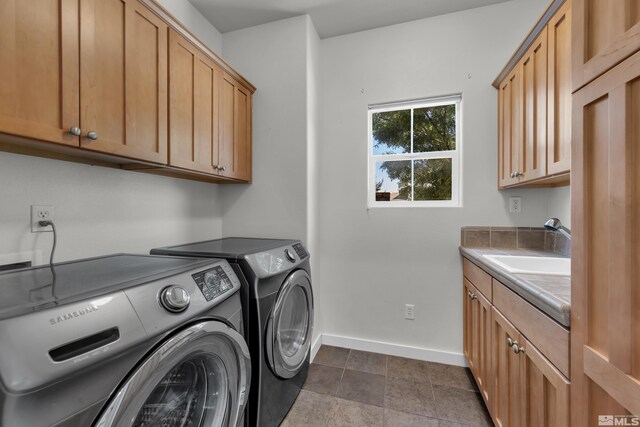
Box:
[482,255,570,276]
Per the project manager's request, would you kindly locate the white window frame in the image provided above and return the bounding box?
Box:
[367,94,462,208]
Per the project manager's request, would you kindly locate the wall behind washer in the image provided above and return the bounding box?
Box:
[317,0,551,364]
[0,152,222,265]
[220,16,325,347]
[220,16,311,243]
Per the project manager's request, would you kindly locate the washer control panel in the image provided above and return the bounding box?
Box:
[285,248,296,263]
[160,286,191,312]
[192,266,235,302]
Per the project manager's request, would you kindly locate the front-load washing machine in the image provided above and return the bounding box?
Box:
[0,253,251,427]
[151,238,314,427]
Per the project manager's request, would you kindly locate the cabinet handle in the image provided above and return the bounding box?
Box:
[507,337,517,347]
[86,131,98,141]
[69,127,82,136]
[512,344,525,354]
[467,291,477,300]
[220,165,226,172]
[515,171,523,177]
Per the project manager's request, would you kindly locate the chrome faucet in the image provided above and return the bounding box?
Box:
[544,217,571,240]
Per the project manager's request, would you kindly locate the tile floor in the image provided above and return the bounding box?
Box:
[281,345,492,427]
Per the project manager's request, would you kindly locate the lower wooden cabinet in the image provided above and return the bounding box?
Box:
[492,307,522,427]
[463,259,571,426]
[521,337,570,426]
[463,279,492,405]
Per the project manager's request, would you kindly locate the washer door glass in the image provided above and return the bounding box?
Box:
[267,270,313,379]
[132,354,227,427]
[95,322,251,427]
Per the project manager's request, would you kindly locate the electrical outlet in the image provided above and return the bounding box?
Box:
[31,205,54,233]
[509,197,522,213]
[404,304,415,320]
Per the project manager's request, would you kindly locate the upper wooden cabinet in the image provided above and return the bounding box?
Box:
[219,73,252,182]
[547,2,571,174]
[80,0,168,163]
[495,0,571,189]
[0,0,79,147]
[572,0,640,91]
[167,31,253,182]
[498,67,522,187]
[168,29,220,175]
[0,0,255,184]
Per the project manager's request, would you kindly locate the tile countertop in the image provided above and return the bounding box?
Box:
[459,246,571,328]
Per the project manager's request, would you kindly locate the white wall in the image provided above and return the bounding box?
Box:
[317,0,551,363]
[220,16,311,242]
[306,18,324,347]
[220,16,326,347]
[156,0,222,54]
[547,186,571,229]
[0,152,222,265]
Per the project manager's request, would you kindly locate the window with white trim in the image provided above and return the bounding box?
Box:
[368,95,462,207]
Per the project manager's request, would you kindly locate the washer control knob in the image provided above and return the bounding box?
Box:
[285,248,296,263]
[160,286,190,313]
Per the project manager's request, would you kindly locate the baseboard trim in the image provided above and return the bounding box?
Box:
[320,334,467,367]
[310,334,323,363]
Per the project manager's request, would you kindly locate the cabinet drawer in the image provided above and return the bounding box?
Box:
[463,259,492,301]
[492,279,569,378]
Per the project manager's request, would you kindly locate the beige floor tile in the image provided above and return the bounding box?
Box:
[326,397,384,427]
[336,369,385,407]
[385,377,437,418]
[314,345,350,368]
[303,363,344,396]
[346,350,387,375]
[428,362,477,391]
[433,385,492,426]
[386,356,431,382]
[383,408,440,426]
[281,390,334,427]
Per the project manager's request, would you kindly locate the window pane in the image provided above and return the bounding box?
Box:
[413,104,456,152]
[413,158,452,201]
[375,160,411,201]
[372,110,410,155]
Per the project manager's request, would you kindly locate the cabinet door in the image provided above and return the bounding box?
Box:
[0,0,79,146]
[547,0,572,175]
[476,287,493,407]
[219,72,252,182]
[168,29,219,174]
[463,279,476,374]
[498,66,522,188]
[521,338,570,426]
[80,0,167,163]
[492,307,522,427]
[520,27,548,183]
[573,0,640,91]
[572,50,640,425]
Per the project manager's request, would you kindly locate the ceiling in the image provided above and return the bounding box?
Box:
[188,0,512,39]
